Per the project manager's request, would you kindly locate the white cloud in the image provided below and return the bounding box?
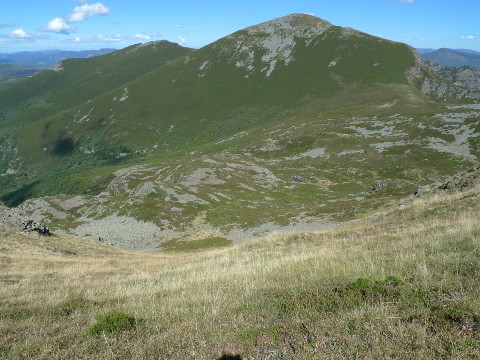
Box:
[459,35,475,40]
[8,28,32,39]
[0,29,48,41]
[178,35,187,44]
[134,33,150,40]
[174,24,183,28]
[68,3,110,23]
[395,0,414,3]
[42,2,109,35]
[43,17,72,34]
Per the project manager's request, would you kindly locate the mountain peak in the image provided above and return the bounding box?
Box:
[211,14,333,77]
[244,13,333,37]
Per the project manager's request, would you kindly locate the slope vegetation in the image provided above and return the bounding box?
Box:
[0,14,479,250]
[1,182,479,359]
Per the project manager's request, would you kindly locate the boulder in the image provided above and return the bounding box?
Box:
[22,220,51,236]
[372,180,387,193]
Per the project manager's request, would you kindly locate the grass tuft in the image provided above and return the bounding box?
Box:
[88,311,136,335]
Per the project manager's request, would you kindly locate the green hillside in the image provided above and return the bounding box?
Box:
[0,41,192,129]
[2,15,419,173]
[0,63,37,77]
[0,64,41,91]
[0,14,479,250]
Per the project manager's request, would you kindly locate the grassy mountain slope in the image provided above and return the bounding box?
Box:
[0,64,41,90]
[0,41,192,130]
[1,182,479,359]
[1,16,419,163]
[0,63,39,77]
[25,16,417,149]
[5,99,478,250]
[1,15,421,188]
[0,14,479,250]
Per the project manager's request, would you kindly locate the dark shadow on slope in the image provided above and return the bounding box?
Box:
[52,137,75,156]
[0,181,39,207]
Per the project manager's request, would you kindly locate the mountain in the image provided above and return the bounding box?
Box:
[416,48,435,54]
[0,48,117,67]
[456,48,480,55]
[420,48,480,68]
[0,14,479,250]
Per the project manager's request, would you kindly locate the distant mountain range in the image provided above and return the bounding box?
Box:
[0,14,479,250]
[0,48,116,67]
[0,48,118,90]
[418,48,480,68]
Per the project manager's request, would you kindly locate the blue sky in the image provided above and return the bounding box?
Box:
[0,0,479,53]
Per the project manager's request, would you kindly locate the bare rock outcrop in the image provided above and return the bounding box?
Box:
[439,166,480,191]
[0,202,51,235]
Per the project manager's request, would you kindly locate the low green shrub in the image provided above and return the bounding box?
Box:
[88,311,136,335]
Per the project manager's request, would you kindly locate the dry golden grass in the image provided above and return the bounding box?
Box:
[1,186,480,359]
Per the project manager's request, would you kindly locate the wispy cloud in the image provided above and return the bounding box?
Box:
[459,35,475,40]
[178,35,187,45]
[42,18,72,34]
[395,0,414,3]
[174,24,183,28]
[68,3,110,23]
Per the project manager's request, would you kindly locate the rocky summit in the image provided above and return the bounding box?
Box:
[0,14,479,250]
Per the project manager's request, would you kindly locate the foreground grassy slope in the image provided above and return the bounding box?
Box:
[1,184,479,359]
